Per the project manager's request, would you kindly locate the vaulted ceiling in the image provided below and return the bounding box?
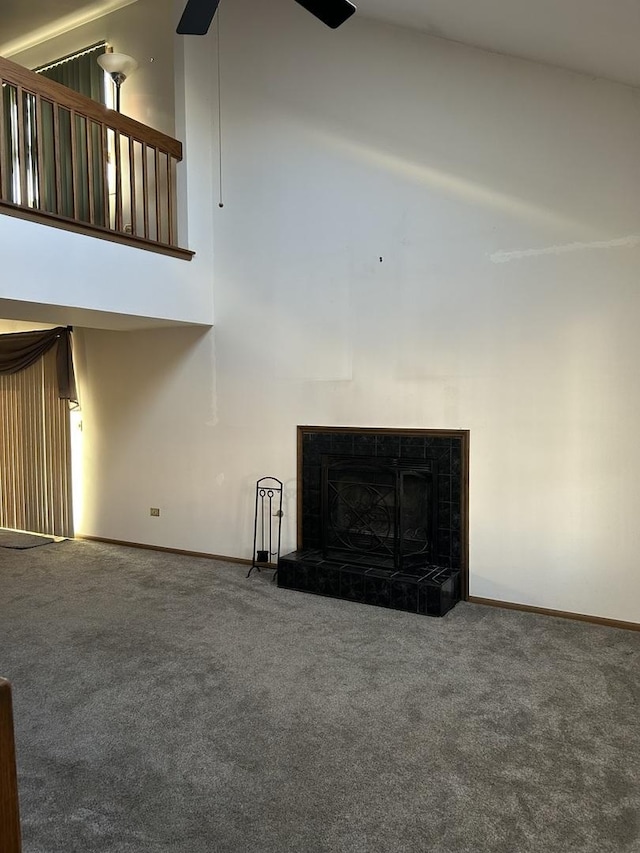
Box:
[358,0,640,89]
[2,0,639,88]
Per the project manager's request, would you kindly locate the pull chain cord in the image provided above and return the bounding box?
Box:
[216,13,224,208]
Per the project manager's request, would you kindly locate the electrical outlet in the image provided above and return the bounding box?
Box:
[150,507,160,517]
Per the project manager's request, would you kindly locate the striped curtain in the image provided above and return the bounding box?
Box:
[0,346,73,538]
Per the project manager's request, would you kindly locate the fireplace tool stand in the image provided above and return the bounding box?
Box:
[247,477,283,580]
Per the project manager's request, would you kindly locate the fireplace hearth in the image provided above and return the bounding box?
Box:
[278,427,468,617]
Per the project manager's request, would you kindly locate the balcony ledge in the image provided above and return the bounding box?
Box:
[0,200,194,261]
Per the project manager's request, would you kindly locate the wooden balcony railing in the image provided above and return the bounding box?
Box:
[0,55,193,260]
[0,678,22,853]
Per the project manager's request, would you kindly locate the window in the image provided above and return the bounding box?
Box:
[34,42,108,104]
[30,43,109,221]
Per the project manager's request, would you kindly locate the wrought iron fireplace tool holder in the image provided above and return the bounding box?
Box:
[247,477,283,580]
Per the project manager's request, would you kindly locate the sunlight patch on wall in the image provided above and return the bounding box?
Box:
[490,234,640,264]
[71,408,85,534]
[306,125,584,235]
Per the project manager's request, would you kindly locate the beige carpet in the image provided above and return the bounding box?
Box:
[1,538,639,853]
[0,528,55,549]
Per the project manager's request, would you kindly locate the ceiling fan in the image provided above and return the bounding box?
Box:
[177,0,357,34]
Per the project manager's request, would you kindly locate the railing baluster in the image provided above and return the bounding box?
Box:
[142,141,149,240]
[52,104,62,215]
[154,146,161,242]
[15,86,28,206]
[128,134,136,236]
[69,109,78,220]
[86,119,95,225]
[25,93,37,209]
[0,78,7,201]
[168,154,175,246]
[114,130,122,231]
[35,95,45,211]
[101,122,109,228]
[0,678,22,853]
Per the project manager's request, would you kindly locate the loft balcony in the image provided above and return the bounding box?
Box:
[0,54,193,261]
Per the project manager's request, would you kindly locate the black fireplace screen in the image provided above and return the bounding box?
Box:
[321,457,437,572]
[299,428,464,574]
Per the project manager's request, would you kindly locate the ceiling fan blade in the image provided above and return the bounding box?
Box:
[177,0,221,35]
[294,0,356,29]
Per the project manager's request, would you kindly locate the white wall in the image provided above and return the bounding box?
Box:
[0,215,212,327]
[75,0,640,622]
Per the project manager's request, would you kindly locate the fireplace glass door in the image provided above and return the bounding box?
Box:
[321,458,436,572]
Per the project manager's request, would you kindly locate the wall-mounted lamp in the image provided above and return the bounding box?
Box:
[97,52,138,113]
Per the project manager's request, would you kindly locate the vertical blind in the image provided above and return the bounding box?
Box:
[33,43,108,222]
[35,43,107,103]
[0,346,74,538]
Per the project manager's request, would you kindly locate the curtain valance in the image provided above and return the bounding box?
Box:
[0,327,78,403]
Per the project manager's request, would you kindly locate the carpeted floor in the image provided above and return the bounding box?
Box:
[1,539,639,853]
[0,529,55,549]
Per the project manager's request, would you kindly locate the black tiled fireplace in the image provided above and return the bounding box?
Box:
[278,427,469,617]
